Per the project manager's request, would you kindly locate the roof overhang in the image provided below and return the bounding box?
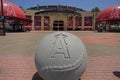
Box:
[35,10,81,16]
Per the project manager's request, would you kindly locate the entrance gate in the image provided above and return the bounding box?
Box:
[53,21,64,31]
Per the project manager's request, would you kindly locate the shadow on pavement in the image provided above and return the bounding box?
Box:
[32,72,81,80]
[113,71,120,78]
[32,72,43,80]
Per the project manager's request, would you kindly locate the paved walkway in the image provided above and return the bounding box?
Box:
[0,55,120,80]
[0,31,120,80]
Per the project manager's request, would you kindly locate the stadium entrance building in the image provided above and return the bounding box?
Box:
[1,0,97,32]
[25,5,95,31]
[1,1,120,32]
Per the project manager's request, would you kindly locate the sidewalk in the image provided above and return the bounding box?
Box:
[0,55,120,80]
[0,31,120,80]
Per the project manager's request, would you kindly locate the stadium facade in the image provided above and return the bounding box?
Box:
[24,5,96,31]
[1,0,120,32]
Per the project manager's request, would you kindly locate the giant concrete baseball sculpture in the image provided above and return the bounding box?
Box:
[35,32,87,80]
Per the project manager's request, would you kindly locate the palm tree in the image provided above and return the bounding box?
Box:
[91,7,100,17]
[91,7,100,30]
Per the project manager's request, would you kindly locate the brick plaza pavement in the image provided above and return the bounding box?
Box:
[0,31,120,80]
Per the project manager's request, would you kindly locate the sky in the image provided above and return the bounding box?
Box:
[8,0,120,11]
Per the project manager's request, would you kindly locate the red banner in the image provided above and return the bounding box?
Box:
[44,16,49,26]
[34,16,41,30]
[25,15,32,26]
[34,16,41,26]
[68,16,73,26]
[75,16,82,26]
[84,16,92,26]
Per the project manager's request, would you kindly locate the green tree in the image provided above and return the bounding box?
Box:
[91,7,100,30]
[92,7,100,13]
[91,7,100,16]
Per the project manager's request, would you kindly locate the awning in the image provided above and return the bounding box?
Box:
[97,5,120,23]
[0,0,32,23]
